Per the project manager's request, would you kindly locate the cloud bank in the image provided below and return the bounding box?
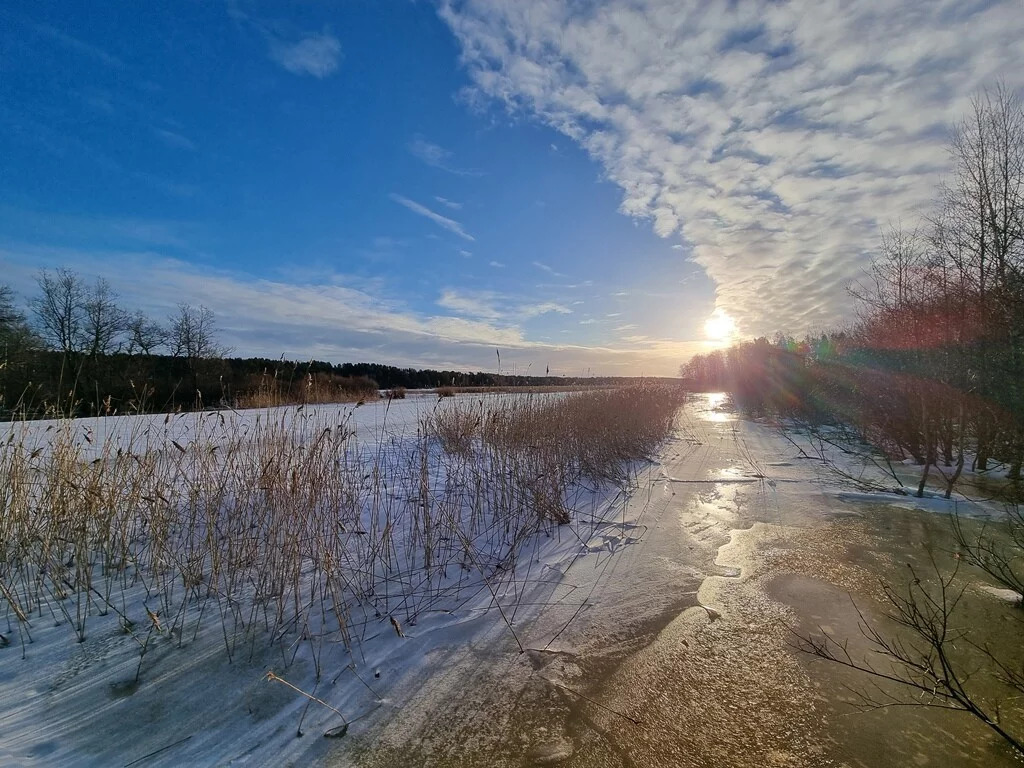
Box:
[439,0,1024,336]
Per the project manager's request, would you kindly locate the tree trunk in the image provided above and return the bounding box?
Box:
[917,394,933,498]
[976,414,992,471]
[916,460,932,498]
[945,451,965,500]
[942,414,954,466]
[945,403,966,500]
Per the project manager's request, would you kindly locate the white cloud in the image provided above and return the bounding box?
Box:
[5,248,686,374]
[408,135,482,176]
[9,246,690,372]
[435,195,463,209]
[154,129,196,151]
[532,260,566,278]
[31,23,122,67]
[389,193,475,241]
[439,0,1024,337]
[437,289,571,321]
[371,236,406,250]
[270,32,341,78]
[522,301,572,318]
[458,249,473,258]
[489,260,505,268]
[409,136,450,167]
[437,289,502,320]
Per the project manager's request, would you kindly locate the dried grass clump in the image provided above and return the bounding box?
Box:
[423,403,480,457]
[435,386,456,398]
[387,387,407,400]
[428,383,687,523]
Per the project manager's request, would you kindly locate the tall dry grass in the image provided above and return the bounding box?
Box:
[0,383,684,680]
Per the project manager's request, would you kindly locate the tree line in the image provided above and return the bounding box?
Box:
[682,84,1024,490]
[1,271,230,416]
[0,271,649,418]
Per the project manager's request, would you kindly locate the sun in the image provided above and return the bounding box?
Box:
[703,310,737,345]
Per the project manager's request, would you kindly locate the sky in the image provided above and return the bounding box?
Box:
[1,1,1023,377]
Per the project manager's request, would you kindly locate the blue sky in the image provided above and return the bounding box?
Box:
[2,1,1022,376]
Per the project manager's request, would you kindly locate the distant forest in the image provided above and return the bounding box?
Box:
[0,274,652,419]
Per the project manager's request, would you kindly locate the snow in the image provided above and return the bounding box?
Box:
[976,584,1023,604]
[0,392,649,767]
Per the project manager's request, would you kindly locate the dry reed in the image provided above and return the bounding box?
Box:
[0,383,684,681]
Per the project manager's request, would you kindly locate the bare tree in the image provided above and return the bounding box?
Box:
[952,507,1024,601]
[125,311,166,356]
[940,85,1024,473]
[31,268,129,357]
[793,558,1024,756]
[82,277,128,357]
[31,267,86,354]
[168,304,228,403]
[849,222,927,314]
[0,285,33,342]
[168,303,224,360]
[793,86,1024,758]
[943,83,1024,296]
[0,284,20,329]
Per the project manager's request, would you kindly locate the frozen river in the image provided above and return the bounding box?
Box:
[335,393,1022,767]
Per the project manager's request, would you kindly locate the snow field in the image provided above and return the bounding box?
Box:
[0,385,684,766]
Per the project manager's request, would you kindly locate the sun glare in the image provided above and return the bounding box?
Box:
[704,310,737,345]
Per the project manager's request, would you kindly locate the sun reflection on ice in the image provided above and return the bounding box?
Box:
[707,392,727,409]
[699,392,735,422]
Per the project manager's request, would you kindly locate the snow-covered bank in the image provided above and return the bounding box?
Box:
[0,388,682,766]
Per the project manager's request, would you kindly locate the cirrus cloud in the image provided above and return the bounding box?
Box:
[390,193,475,241]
